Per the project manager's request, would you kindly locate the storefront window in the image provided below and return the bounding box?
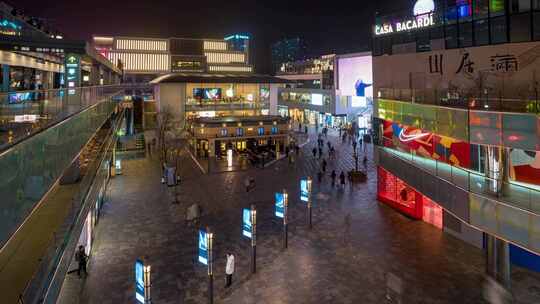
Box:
[271,126,278,134]
[236,128,244,136]
[474,0,489,18]
[445,24,459,48]
[533,12,540,40]
[474,19,490,45]
[258,127,265,135]
[490,16,508,43]
[459,22,474,47]
[510,13,531,42]
[490,0,506,16]
[220,128,228,136]
[510,0,531,13]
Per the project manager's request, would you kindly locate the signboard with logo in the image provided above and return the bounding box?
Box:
[275,192,284,218]
[374,0,436,36]
[198,229,208,265]
[135,259,145,303]
[242,208,252,238]
[300,179,309,202]
[64,54,81,91]
[0,19,21,36]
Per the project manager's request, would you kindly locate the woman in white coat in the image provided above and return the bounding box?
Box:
[225,253,235,288]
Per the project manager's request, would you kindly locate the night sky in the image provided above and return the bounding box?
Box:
[9,0,412,73]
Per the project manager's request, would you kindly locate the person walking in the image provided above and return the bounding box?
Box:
[318,147,323,159]
[327,141,331,151]
[304,125,308,134]
[331,170,336,186]
[225,253,235,288]
[317,170,323,183]
[322,159,327,173]
[312,147,317,158]
[339,171,346,188]
[75,245,88,277]
[245,177,251,193]
[352,140,357,152]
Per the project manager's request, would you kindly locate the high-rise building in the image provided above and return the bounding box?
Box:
[271,37,307,72]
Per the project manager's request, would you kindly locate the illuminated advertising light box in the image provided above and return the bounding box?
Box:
[260,87,270,99]
[311,93,323,106]
[275,192,284,218]
[135,259,145,303]
[8,92,33,104]
[198,229,208,265]
[242,208,252,238]
[300,179,309,202]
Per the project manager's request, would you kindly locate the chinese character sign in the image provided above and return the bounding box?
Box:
[242,208,252,238]
[300,179,309,202]
[198,229,208,265]
[135,259,145,303]
[275,192,284,218]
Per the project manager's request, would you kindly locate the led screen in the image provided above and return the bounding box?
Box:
[135,259,145,303]
[193,88,222,100]
[338,55,373,106]
[311,93,323,106]
[300,179,309,202]
[275,192,284,218]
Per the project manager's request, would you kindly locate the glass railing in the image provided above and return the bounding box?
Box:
[0,85,124,151]
[0,91,122,248]
[375,99,540,152]
[377,88,540,114]
[19,107,124,304]
[376,145,540,215]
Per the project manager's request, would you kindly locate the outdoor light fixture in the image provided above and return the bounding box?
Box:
[227,149,233,167]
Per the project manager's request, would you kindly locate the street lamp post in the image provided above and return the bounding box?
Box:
[144,264,152,304]
[307,177,313,229]
[207,228,214,304]
[251,204,257,274]
[283,190,288,249]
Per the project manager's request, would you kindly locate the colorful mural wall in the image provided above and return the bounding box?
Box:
[510,149,540,186]
[381,119,471,169]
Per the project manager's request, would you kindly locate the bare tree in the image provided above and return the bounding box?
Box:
[157,105,174,162]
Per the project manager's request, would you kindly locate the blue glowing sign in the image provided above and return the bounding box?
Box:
[0,19,21,36]
[135,259,145,303]
[224,34,250,41]
[275,192,284,218]
[300,179,309,202]
[198,229,208,265]
[242,208,252,238]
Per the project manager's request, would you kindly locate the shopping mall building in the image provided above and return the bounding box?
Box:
[275,52,373,131]
[372,0,540,284]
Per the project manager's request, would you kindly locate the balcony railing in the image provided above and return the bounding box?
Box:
[0,85,125,152]
[377,88,540,114]
[376,145,540,215]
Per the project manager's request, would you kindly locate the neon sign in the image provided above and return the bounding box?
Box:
[0,19,21,36]
[413,0,435,16]
[375,13,435,36]
[224,34,250,40]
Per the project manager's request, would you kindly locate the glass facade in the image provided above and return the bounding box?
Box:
[373,0,540,56]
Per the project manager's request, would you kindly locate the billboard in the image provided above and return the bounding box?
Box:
[338,55,373,107]
[242,208,252,238]
[311,93,323,106]
[275,192,284,218]
[135,259,145,303]
[198,229,208,265]
[300,179,309,202]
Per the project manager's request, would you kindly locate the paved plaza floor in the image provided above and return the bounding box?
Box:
[57,127,540,304]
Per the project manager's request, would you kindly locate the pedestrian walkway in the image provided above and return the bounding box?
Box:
[56,126,540,304]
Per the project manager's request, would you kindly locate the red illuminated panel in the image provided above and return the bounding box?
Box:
[422,196,443,229]
[377,167,422,219]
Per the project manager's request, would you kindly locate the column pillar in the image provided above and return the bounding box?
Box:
[485,233,511,289]
[485,146,509,196]
[2,64,9,92]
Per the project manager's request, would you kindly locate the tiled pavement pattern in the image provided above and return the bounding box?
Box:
[57,127,540,304]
